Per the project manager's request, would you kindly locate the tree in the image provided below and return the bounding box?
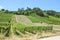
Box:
[17,8,21,15]
[18,8,24,15]
[1,9,5,11]
[33,7,44,16]
[5,10,9,13]
[55,12,60,17]
[46,10,56,16]
[43,10,49,17]
[21,8,24,15]
[25,7,32,15]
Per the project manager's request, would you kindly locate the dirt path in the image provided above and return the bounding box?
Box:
[1,31,60,40]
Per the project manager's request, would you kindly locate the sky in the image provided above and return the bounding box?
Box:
[0,0,60,11]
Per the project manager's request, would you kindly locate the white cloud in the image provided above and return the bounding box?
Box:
[0,5,4,9]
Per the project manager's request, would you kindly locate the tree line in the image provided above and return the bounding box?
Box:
[0,7,60,17]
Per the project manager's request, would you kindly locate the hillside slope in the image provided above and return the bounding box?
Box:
[15,15,49,26]
[14,15,60,30]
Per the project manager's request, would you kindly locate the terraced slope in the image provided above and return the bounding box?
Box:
[15,15,60,31]
[15,15,32,25]
[0,15,60,40]
[15,15,49,26]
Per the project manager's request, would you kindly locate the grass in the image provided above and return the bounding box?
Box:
[0,13,13,36]
[27,15,60,24]
[0,13,13,30]
[0,13,58,37]
[0,13,13,22]
[14,23,53,35]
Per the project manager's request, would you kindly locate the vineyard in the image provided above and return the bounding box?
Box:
[0,13,13,37]
[14,23,53,36]
[0,13,60,40]
[0,13,53,37]
[0,0,60,39]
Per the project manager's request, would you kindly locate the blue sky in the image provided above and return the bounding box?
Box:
[0,0,60,11]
